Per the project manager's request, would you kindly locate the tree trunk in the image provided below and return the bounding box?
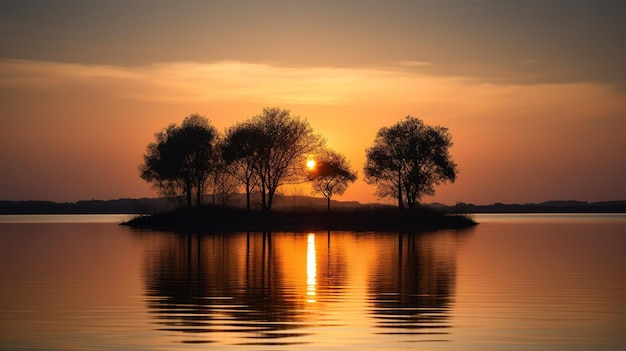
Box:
[260,182,267,211]
[405,185,412,208]
[196,183,203,206]
[267,188,274,211]
[185,176,193,208]
[245,181,251,212]
[327,197,331,212]
[397,170,404,209]
[186,189,192,208]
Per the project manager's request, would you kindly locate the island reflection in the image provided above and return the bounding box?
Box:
[141,230,467,345]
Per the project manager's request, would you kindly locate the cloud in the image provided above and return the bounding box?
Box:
[0,59,445,105]
[395,60,432,67]
[2,59,623,120]
[2,1,623,87]
[0,59,142,90]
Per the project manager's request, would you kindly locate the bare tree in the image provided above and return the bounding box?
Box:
[308,148,357,212]
[222,122,261,211]
[247,107,323,211]
[206,138,239,206]
[364,116,457,209]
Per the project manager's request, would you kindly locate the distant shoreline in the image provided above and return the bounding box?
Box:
[1,197,625,215]
[120,205,477,233]
[447,200,626,214]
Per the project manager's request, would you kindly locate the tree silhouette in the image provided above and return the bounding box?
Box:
[141,114,218,207]
[246,107,323,212]
[308,148,357,212]
[364,116,457,209]
[206,138,239,206]
[222,122,261,211]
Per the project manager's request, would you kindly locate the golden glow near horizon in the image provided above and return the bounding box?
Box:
[306,159,316,171]
[306,233,317,303]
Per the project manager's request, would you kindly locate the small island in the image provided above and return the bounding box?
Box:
[121,204,477,233]
[128,109,473,233]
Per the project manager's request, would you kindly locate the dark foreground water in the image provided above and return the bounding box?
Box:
[0,214,625,350]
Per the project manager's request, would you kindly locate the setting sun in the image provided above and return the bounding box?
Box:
[306,159,316,170]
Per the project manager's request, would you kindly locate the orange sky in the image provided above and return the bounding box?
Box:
[1,1,624,205]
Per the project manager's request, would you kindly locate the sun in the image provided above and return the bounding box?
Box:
[306,159,316,170]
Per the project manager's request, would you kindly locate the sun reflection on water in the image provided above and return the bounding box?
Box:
[306,233,317,303]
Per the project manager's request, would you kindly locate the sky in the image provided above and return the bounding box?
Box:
[1,0,625,205]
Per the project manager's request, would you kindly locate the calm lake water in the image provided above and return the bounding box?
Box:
[0,213,625,350]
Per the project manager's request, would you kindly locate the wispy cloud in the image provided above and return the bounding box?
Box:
[395,60,432,67]
[0,59,446,105]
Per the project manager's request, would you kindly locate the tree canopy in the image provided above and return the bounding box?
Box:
[364,116,457,209]
[140,114,218,208]
[308,148,357,211]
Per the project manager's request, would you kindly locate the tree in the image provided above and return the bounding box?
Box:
[206,137,239,206]
[222,122,261,211]
[246,107,323,211]
[140,114,218,208]
[364,116,457,209]
[308,148,357,212]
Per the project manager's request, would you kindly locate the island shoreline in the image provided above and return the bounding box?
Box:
[120,205,478,233]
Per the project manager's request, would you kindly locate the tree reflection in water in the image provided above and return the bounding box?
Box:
[369,232,459,340]
[141,230,467,346]
[144,232,308,345]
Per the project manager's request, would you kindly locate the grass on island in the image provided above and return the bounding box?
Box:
[122,203,477,233]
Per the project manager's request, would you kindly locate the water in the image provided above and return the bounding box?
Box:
[0,214,625,350]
